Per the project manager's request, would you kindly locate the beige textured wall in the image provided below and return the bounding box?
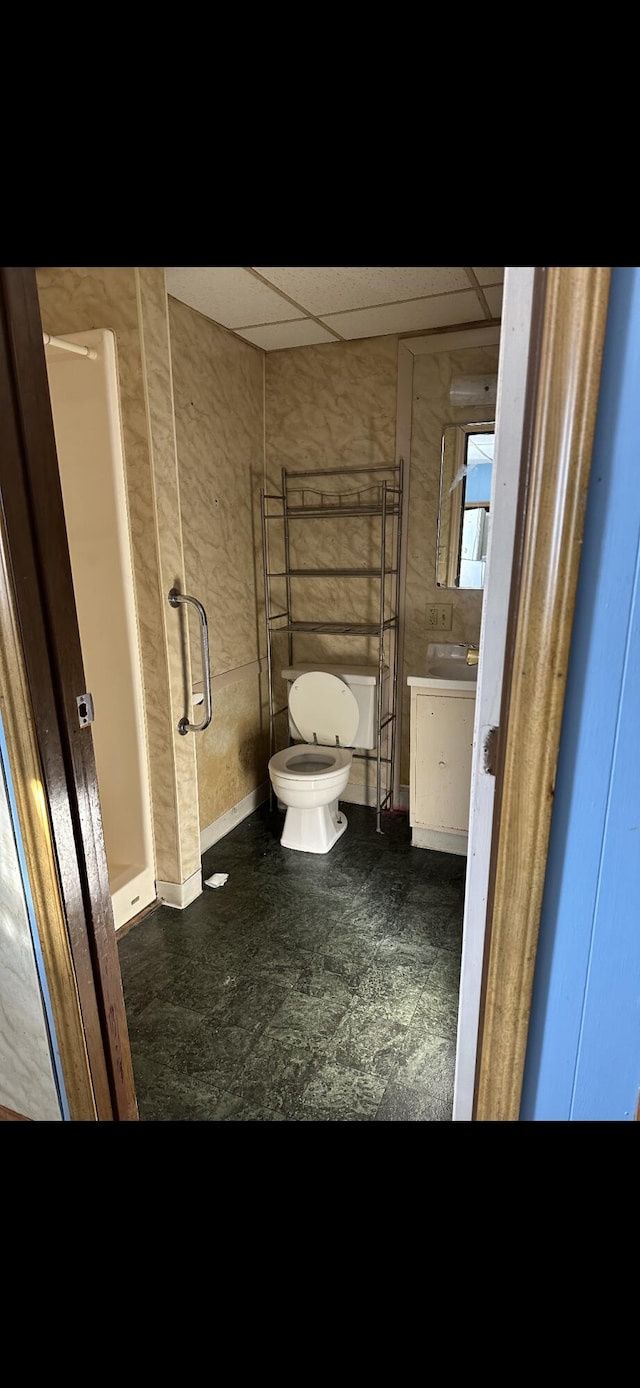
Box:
[265,337,399,782]
[36,268,200,887]
[264,331,499,791]
[36,271,499,852]
[168,298,268,830]
[402,342,499,782]
[136,269,200,881]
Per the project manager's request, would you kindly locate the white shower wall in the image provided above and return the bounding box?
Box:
[45,329,156,930]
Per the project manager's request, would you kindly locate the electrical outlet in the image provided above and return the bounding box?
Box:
[428,604,452,631]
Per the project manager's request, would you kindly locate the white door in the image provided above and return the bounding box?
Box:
[452,268,537,1121]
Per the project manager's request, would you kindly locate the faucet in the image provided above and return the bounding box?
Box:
[456,641,480,666]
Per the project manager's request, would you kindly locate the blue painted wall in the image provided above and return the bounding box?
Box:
[521,267,640,1121]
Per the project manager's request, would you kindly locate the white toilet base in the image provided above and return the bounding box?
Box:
[280,799,348,854]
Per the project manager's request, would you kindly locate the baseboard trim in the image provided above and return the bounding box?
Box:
[411,826,468,855]
[156,867,203,910]
[200,781,270,854]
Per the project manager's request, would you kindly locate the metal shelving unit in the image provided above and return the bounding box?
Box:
[260,461,404,832]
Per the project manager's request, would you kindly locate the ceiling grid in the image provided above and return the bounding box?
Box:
[165,267,504,350]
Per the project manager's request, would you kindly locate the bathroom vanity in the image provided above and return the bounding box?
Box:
[407,644,477,854]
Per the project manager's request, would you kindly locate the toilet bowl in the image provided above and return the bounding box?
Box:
[268,670,360,854]
[268,744,352,853]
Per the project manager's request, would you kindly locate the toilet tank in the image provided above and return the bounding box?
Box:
[282,663,388,750]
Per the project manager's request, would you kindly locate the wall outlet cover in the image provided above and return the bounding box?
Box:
[428,604,452,631]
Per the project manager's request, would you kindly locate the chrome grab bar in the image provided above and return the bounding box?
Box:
[168,588,212,735]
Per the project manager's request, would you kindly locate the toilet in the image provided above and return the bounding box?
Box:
[268,664,380,854]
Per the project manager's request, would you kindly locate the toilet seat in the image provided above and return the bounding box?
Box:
[268,744,351,782]
[288,671,359,748]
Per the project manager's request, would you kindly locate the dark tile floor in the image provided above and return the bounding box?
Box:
[118,801,466,1121]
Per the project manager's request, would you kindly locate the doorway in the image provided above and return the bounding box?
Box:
[0,266,137,1120]
[0,266,611,1120]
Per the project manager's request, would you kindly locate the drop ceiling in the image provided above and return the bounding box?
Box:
[165,266,504,351]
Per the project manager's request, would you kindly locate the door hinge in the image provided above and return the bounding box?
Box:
[77,692,94,728]
[483,725,499,775]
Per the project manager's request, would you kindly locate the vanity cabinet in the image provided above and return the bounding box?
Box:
[408,681,476,854]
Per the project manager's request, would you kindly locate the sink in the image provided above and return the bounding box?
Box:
[425,642,478,682]
[407,643,479,692]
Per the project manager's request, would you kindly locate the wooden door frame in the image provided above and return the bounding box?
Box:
[473,266,612,1119]
[0,266,137,1120]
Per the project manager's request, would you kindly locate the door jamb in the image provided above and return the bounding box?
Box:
[474,266,611,1119]
[0,266,138,1121]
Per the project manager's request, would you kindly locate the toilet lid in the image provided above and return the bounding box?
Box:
[289,671,359,747]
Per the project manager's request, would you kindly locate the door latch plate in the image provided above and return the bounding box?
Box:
[483,725,499,775]
[77,693,94,728]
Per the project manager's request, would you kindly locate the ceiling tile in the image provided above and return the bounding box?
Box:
[319,291,485,340]
[483,284,504,317]
[472,267,504,285]
[253,266,471,315]
[165,267,296,328]
[235,320,339,350]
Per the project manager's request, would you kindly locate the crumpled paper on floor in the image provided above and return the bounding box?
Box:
[205,872,229,889]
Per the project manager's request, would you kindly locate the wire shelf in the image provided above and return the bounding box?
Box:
[267,568,397,579]
[260,461,404,832]
[268,618,398,636]
[283,479,399,516]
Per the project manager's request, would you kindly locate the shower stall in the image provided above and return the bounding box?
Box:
[44,328,156,930]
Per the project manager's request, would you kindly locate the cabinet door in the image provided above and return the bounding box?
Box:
[412,692,475,832]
